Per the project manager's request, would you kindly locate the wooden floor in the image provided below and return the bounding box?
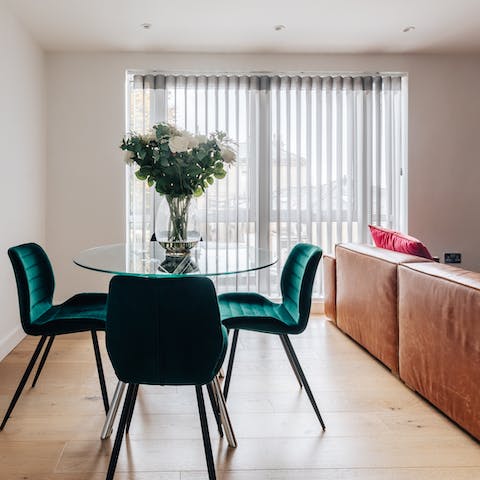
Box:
[1,316,480,480]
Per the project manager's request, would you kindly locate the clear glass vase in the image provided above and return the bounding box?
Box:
[155,194,200,256]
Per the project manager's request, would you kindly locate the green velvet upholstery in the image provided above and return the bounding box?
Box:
[2,243,109,430]
[218,243,326,431]
[8,243,107,336]
[106,275,228,386]
[219,243,322,335]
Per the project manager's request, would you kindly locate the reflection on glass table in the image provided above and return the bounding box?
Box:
[73,241,277,277]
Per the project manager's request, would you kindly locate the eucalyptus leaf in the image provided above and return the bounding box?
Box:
[135,170,148,181]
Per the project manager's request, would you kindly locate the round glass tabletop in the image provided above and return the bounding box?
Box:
[74,242,277,277]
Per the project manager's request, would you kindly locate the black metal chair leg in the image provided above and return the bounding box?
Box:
[279,335,303,388]
[31,335,55,387]
[223,329,239,400]
[195,385,217,480]
[1,335,48,430]
[91,330,109,414]
[125,384,139,434]
[106,383,136,480]
[282,335,326,431]
[206,382,223,437]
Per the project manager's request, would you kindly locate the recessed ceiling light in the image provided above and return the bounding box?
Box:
[141,23,152,30]
[274,24,286,31]
[402,26,415,33]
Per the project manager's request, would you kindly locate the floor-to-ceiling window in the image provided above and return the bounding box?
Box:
[126,73,407,297]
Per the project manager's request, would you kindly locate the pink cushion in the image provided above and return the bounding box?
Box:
[369,225,433,260]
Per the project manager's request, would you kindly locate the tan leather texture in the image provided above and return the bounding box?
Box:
[399,263,480,440]
[335,243,429,373]
[323,254,336,323]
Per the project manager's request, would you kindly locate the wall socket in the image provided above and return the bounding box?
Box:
[444,252,462,264]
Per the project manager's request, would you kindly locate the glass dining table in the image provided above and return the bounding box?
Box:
[74,241,277,277]
[73,241,278,447]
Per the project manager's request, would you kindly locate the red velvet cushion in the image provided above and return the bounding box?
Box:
[369,225,433,260]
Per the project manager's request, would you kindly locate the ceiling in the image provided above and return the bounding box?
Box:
[5,0,480,54]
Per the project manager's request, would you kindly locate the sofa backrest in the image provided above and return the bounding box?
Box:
[334,243,431,373]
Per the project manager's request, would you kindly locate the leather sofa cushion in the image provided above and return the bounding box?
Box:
[399,262,480,439]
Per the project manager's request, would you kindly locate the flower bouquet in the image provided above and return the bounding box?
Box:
[121,122,235,254]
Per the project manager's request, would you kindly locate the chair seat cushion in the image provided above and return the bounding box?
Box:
[218,292,298,334]
[31,293,107,335]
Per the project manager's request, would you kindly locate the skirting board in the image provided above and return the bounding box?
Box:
[0,326,26,362]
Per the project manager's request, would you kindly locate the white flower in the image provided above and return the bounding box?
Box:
[169,135,190,153]
[124,149,135,165]
[167,124,182,136]
[195,134,208,145]
[186,134,200,149]
[140,131,156,143]
[221,147,236,165]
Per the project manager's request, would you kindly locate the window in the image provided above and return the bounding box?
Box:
[126,73,407,297]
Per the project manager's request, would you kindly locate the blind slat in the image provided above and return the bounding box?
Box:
[127,73,406,298]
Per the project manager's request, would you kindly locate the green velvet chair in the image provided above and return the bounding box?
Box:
[1,243,109,431]
[219,243,326,430]
[105,275,229,480]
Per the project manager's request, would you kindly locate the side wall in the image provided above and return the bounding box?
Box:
[46,52,480,300]
[0,4,46,360]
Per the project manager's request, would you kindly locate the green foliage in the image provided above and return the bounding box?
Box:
[121,123,235,197]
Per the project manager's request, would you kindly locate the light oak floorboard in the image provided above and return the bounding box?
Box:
[0,317,479,479]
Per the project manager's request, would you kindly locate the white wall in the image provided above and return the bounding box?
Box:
[46,52,480,300]
[0,3,46,360]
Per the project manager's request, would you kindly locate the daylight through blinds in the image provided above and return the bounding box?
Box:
[126,73,407,297]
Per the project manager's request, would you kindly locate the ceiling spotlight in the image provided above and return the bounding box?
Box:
[274,24,286,31]
[141,23,152,30]
[402,25,415,33]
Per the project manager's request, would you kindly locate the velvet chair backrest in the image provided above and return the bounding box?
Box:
[8,243,55,335]
[106,275,227,386]
[280,243,322,333]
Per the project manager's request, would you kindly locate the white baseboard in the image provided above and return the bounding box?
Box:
[0,326,26,362]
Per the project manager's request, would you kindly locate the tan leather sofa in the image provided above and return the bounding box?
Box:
[324,243,480,440]
[398,262,480,440]
[328,243,429,373]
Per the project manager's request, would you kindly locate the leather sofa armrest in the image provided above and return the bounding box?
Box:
[323,254,336,323]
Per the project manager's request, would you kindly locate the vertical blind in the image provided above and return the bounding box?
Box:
[126,73,407,297]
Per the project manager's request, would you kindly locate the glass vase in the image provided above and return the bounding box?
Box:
[155,194,200,256]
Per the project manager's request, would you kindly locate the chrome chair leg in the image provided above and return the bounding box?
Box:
[206,382,223,437]
[101,381,127,439]
[213,376,237,448]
